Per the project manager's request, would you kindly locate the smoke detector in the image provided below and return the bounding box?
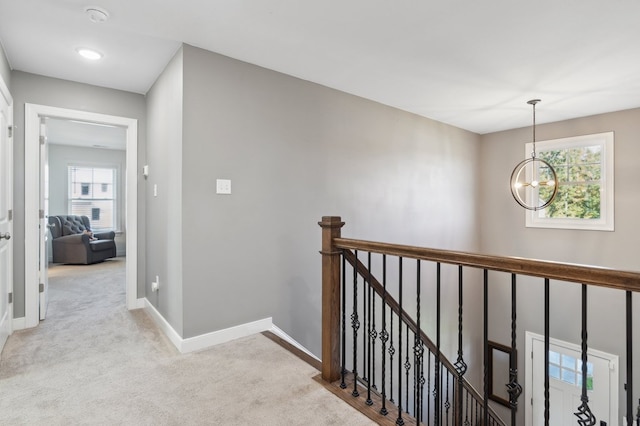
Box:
[85,6,110,23]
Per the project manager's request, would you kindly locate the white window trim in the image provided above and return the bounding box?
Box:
[525,132,614,231]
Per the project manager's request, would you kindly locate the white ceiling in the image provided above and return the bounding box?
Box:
[2,0,640,134]
[46,118,126,150]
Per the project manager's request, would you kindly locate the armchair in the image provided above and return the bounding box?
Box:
[48,215,117,264]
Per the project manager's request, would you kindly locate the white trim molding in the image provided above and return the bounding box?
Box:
[142,299,316,360]
[24,104,138,329]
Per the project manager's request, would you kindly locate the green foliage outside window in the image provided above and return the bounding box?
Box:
[537,145,602,219]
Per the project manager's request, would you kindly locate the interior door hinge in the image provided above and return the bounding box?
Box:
[39,209,45,219]
[8,292,12,304]
[39,283,44,293]
[8,209,12,220]
[7,125,13,138]
[39,135,46,145]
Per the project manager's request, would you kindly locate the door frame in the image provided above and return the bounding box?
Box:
[0,73,13,350]
[24,104,139,328]
[524,331,619,426]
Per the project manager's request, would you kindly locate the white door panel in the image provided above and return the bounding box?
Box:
[526,332,618,426]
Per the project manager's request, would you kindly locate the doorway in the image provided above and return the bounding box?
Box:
[24,104,139,329]
[524,331,619,426]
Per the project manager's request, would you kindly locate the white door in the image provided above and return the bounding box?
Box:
[528,333,617,426]
[0,77,13,351]
[39,117,49,320]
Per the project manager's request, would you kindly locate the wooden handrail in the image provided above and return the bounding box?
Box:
[334,237,640,292]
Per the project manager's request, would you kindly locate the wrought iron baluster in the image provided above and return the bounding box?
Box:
[414,259,425,424]
[544,278,549,426]
[453,265,467,425]
[464,387,469,426]
[574,284,596,426]
[379,254,389,416]
[507,273,522,425]
[455,265,467,426]
[627,291,633,426]
[351,250,360,398]
[483,269,489,426]
[405,323,410,416]
[432,263,442,426]
[366,252,373,406]
[427,346,432,423]
[397,256,405,426]
[389,305,395,405]
[340,254,347,389]
[362,251,367,384]
[371,256,377,392]
[444,371,450,425]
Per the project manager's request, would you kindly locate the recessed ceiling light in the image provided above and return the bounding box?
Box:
[76,48,103,60]
[85,6,110,23]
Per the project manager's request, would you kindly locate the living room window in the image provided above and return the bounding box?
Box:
[526,132,614,231]
[68,166,117,231]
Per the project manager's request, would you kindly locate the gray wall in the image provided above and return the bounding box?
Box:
[10,71,146,317]
[479,108,640,423]
[48,144,127,256]
[145,48,184,336]
[171,45,482,363]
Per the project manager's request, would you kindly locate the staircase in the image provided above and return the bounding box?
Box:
[319,216,640,426]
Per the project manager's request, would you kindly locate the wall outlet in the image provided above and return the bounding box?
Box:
[151,275,159,292]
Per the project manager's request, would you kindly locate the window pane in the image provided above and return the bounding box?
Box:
[549,364,561,380]
[561,354,576,368]
[549,350,560,365]
[561,368,576,385]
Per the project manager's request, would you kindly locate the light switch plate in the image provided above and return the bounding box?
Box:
[216,179,231,194]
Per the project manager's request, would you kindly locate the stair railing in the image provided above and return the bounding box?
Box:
[319,216,640,426]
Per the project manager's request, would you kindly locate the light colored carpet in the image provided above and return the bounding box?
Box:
[0,258,374,425]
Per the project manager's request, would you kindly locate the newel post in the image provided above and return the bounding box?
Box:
[319,216,345,382]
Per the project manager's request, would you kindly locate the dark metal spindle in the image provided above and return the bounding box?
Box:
[351,250,360,398]
[507,273,523,425]
[464,387,469,426]
[340,255,347,389]
[435,263,442,426]
[389,306,395,405]
[427,347,432,423]
[455,265,467,426]
[371,259,377,392]
[366,252,373,406]
[405,324,410,416]
[415,259,425,424]
[380,255,389,416]
[544,278,550,426]
[483,269,489,426]
[574,284,596,426]
[362,252,367,384]
[397,257,405,426]
[445,372,450,425]
[627,291,633,426]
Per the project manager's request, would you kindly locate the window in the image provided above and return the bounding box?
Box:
[68,166,117,230]
[548,350,594,390]
[526,132,614,231]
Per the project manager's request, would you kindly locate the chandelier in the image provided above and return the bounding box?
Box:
[510,99,558,210]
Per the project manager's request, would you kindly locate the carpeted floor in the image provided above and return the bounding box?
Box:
[0,258,374,425]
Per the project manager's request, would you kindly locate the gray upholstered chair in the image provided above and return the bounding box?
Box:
[48,215,116,264]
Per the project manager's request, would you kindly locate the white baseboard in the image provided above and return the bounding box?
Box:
[143,298,273,354]
[142,298,317,360]
[269,324,320,363]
